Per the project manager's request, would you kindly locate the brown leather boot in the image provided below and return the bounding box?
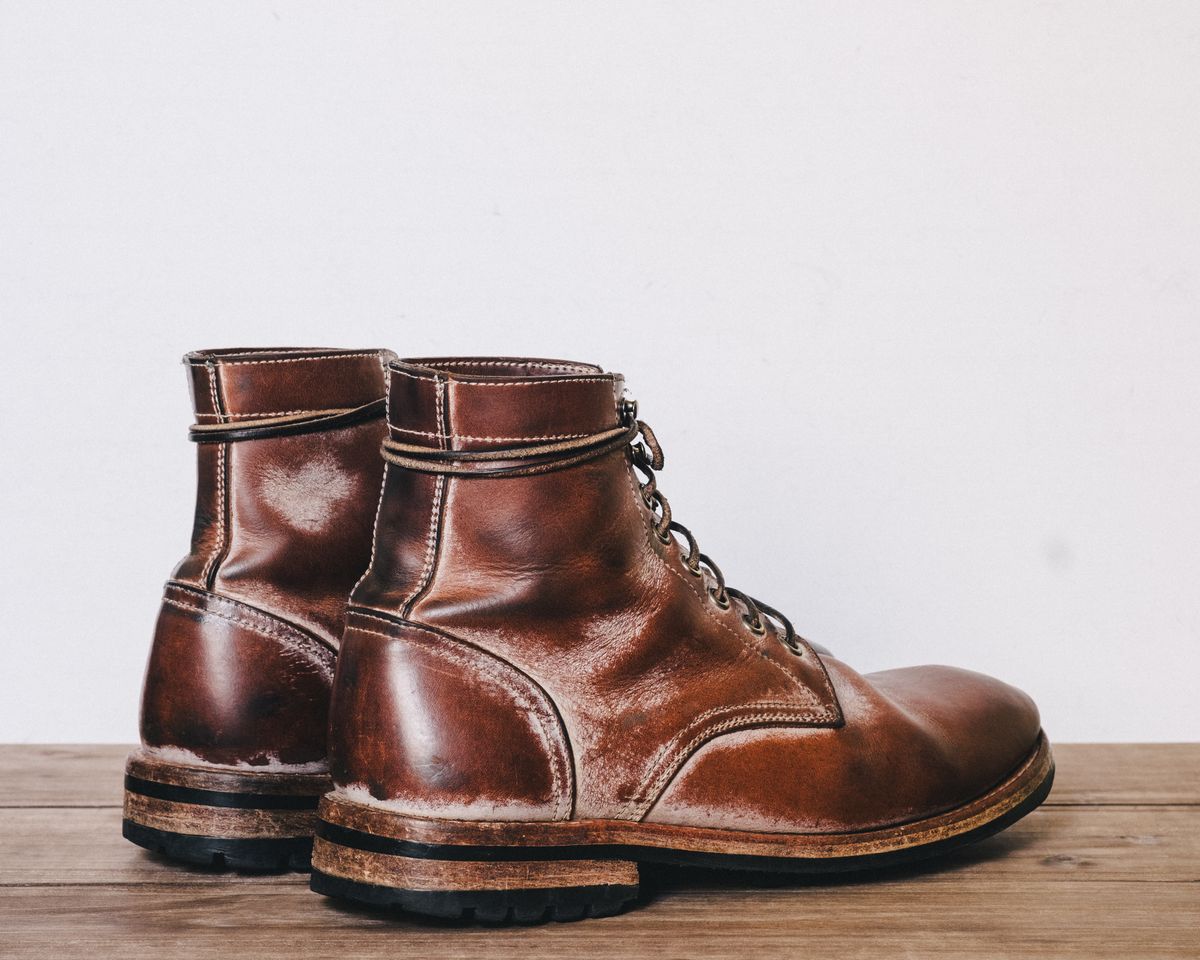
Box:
[312,357,1060,921]
[123,347,394,870]
[309,356,1053,920]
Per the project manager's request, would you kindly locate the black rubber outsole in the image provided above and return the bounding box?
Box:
[309,871,637,923]
[311,761,1054,923]
[122,820,313,872]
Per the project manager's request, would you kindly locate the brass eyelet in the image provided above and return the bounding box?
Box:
[655,528,672,544]
[742,614,766,636]
[709,588,730,609]
[683,558,703,577]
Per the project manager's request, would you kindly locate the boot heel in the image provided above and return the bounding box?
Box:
[311,799,639,922]
[122,749,329,871]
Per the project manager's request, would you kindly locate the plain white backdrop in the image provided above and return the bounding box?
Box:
[1,2,1197,743]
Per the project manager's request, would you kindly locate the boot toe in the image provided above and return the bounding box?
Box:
[647,660,1043,834]
[865,663,1042,812]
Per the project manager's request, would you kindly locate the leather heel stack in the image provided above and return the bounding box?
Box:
[310,797,640,922]
[122,750,330,871]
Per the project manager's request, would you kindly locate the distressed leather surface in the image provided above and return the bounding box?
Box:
[334,356,1042,830]
[331,612,573,819]
[647,660,1040,832]
[139,348,391,767]
[141,583,335,767]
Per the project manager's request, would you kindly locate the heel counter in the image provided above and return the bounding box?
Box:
[328,613,572,821]
[139,583,335,767]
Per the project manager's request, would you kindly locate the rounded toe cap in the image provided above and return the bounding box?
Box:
[865,663,1042,807]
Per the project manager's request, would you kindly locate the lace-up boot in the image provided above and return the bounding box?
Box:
[123,347,394,869]
[311,356,1052,920]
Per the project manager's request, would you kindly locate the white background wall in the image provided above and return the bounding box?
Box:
[1,1,1197,743]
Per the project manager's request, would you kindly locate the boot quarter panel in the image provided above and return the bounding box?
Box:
[386,382,843,820]
[330,613,573,821]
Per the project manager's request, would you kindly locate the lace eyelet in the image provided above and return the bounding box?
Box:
[742,614,766,636]
[683,558,703,577]
[709,588,731,609]
[655,528,672,544]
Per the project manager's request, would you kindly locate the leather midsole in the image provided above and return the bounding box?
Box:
[123,749,329,839]
[126,748,331,795]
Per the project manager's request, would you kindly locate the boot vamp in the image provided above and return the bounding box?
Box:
[644,658,1041,833]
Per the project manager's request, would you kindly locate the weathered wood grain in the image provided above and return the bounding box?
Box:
[1,881,1195,960]
[0,808,305,887]
[0,744,128,807]
[1046,743,1200,806]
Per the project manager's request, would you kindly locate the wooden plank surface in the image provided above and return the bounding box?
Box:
[1,742,1197,959]
[0,744,128,807]
[2,882,1196,960]
[1046,743,1200,805]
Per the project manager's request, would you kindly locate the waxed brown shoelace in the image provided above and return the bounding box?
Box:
[623,403,804,656]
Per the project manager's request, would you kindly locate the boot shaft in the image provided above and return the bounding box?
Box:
[175,347,394,642]
[350,357,625,619]
[139,347,393,767]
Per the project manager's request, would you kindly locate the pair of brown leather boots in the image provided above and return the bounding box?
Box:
[124,347,1053,922]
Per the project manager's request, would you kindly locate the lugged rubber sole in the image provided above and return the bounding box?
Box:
[122,749,329,872]
[122,820,315,871]
[309,871,635,922]
[311,732,1053,922]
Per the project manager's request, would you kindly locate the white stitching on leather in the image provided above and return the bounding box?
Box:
[627,712,834,820]
[200,365,226,586]
[217,352,383,366]
[195,409,342,419]
[390,368,438,385]
[204,362,223,422]
[352,367,393,598]
[400,377,446,615]
[390,367,612,390]
[435,378,447,453]
[620,701,835,820]
[428,360,598,373]
[161,593,334,680]
[347,618,571,820]
[452,377,614,388]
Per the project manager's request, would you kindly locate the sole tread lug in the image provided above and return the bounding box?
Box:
[123,820,313,873]
[310,870,637,925]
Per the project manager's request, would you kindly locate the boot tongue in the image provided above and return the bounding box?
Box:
[183,348,394,422]
[390,358,625,453]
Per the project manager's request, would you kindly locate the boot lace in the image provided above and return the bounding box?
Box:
[622,400,804,657]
